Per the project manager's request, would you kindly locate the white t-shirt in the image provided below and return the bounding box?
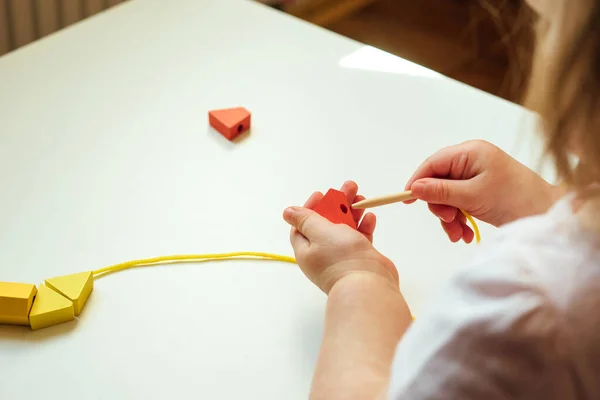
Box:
[388,195,600,399]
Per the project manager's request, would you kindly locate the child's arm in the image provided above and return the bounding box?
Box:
[311,271,412,400]
[284,140,566,397]
[283,181,412,399]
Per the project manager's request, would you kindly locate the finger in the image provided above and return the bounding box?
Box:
[304,191,324,209]
[462,223,475,244]
[440,219,464,243]
[404,143,479,205]
[340,181,359,206]
[428,203,458,223]
[358,212,376,242]
[410,178,474,209]
[405,144,472,190]
[289,227,309,251]
[283,206,328,241]
[351,195,366,222]
[457,212,475,243]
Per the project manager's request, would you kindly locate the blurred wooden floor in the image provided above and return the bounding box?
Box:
[287,0,532,103]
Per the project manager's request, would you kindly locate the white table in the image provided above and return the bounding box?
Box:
[0,0,543,398]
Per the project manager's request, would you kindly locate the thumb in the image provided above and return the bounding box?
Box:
[410,178,474,209]
[283,206,327,240]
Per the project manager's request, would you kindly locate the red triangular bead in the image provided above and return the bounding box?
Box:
[313,189,357,229]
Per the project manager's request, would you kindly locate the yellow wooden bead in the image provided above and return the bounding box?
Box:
[45,271,93,315]
[29,285,74,331]
[0,282,37,326]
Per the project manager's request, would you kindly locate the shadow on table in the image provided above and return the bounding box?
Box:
[208,125,251,148]
[0,319,78,342]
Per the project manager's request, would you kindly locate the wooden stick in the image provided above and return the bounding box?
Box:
[351,190,415,209]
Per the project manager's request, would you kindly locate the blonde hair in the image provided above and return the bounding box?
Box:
[524,2,600,190]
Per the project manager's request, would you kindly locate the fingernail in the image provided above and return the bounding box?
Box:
[440,208,456,223]
[411,181,425,193]
[440,214,453,223]
[283,207,295,219]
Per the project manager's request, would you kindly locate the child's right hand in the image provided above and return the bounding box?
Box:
[405,140,561,242]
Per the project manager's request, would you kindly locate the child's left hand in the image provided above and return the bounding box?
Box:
[283,181,399,294]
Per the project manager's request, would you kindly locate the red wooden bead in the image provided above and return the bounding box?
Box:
[313,189,357,229]
[209,107,251,140]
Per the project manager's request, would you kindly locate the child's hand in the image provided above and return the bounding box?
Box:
[283,181,398,294]
[405,140,561,242]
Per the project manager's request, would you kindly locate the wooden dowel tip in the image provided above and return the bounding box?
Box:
[351,190,414,210]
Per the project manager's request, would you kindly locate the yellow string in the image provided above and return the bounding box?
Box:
[92,252,297,278]
[91,214,480,278]
[460,209,481,243]
[89,221,479,321]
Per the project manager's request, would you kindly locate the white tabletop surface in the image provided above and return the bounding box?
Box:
[0,0,545,398]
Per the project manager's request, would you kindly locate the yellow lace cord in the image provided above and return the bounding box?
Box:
[461,209,481,243]
[90,213,479,324]
[92,213,479,279]
[92,252,297,279]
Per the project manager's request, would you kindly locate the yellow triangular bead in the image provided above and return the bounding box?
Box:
[29,285,74,330]
[45,271,93,316]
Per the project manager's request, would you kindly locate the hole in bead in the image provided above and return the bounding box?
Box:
[340,204,348,214]
[237,124,243,133]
